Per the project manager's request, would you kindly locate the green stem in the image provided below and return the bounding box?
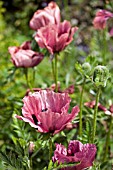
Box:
[24,68,33,92]
[102,29,107,64]
[51,59,55,83]
[103,116,112,162]
[49,137,53,160]
[32,67,36,86]
[55,54,58,92]
[79,77,86,137]
[92,87,101,143]
[27,158,32,170]
[24,68,29,87]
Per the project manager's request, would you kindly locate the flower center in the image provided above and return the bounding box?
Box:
[42,108,48,112]
[32,114,38,125]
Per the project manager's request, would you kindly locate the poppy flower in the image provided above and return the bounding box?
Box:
[93,9,113,30]
[52,140,97,170]
[84,100,113,116]
[29,2,60,30]
[25,84,74,96]
[16,90,79,135]
[35,20,78,54]
[8,41,44,68]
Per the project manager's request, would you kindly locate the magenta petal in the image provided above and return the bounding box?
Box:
[20,41,31,50]
[68,140,83,156]
[75,144,97,170]
[53,140,97,170]
[52,143,69,163]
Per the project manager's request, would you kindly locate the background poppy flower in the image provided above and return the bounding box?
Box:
[29,2,60,30]
[8,41,44,68]
[35,20,78,54]
[93,9,113,30]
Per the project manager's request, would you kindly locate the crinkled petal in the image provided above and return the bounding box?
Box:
[74,144,97,170]
[22,94,42,119]
[16,115,38,128]
[38,90,71,113]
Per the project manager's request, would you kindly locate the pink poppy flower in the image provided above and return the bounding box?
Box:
[29,2,60,30]
[35,20,78,54]
[8,41,44,68]
[52,140,97,170]
[16,90,79,135]
[51,83,75,94]
[93,9,113,30]
[25,84,74,96]
[84,100,112,116]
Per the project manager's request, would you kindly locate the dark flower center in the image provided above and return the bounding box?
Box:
[32,114,38,125]
[42,108,48,112]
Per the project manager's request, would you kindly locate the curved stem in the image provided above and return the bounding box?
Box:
[79,77,86,137]
[92,87,101,143]
[103,116,112,161]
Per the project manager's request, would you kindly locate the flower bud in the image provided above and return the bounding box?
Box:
[29,141,35,156]
[93,65,109,87]
[82,62,91,74]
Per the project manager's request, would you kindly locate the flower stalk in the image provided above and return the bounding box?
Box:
[49,137,53,160]
[51,59,55,84]
[92,87,101,143]
[55,54,58,92]
[102,29,107,64]
[24,68,33,91]
[32,67,36,86]
[51,54,58,92]
[103,116,113,161]
[79,77,86,137]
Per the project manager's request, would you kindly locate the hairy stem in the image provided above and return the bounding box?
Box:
[103,116,112,161]
[55,54,58,92]
[32,67,36,86]
[51,59,55,83]
[92,88,101,143]
[79,77,86,137]
[24,68,33,91]
[49,137,53,160]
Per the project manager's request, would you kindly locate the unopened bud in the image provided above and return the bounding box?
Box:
[29,141,35,156]
[82,62,91,74]
[93,65,109,87]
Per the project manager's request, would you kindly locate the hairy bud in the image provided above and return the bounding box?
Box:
[82,62,91,74]
[93,65,109,87]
